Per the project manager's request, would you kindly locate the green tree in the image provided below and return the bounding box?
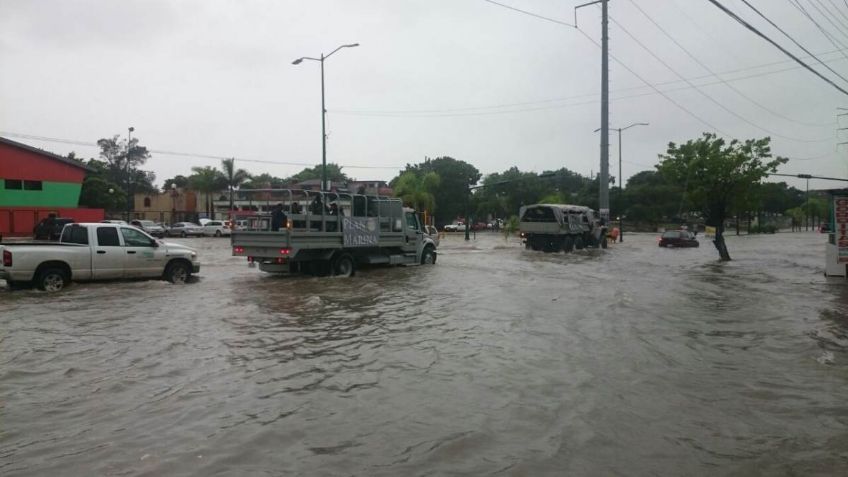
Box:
[394,171,440,213]
[78,176,126,212]
[242,173,287,190]
[657,133,787,261]
[221,158,251,211]
[189,166,226,219]
[95,135,154,216]
[393,157,480,225]
[162,175,190,192]
[288,163,349,185]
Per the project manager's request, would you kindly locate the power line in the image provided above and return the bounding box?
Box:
[333,55,845,120]
[482,0,576,27]
[608,11,834,143]
[805,0,848,45]
[573,27,730,136]
[788,0,848,59]
[0,131,402,170]
[823,0,848,34]
[742,0,848,85]
[629,0,837,129]
[706,0,848,96]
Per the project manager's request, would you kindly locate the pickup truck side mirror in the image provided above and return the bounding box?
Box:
[151,240,159,248]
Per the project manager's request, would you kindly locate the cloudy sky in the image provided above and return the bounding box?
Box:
[1,0,847,191]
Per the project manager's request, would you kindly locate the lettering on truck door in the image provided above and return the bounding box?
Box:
[93,226,124,279]
[121,227,166,277]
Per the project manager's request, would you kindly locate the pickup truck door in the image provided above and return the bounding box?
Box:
[92,226,125,279]
[120,227,167,277]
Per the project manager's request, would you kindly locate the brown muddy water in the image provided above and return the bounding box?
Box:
[1,231,847,476]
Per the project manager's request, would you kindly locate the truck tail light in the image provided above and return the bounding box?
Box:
[233,246,245,254]
[2,250,11,267]
[280,248,291,255]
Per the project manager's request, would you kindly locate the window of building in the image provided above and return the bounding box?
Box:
[4,179,22,190]
[143,197,152,208]
[24,180,42,190]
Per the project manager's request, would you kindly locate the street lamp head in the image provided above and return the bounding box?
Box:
[128,127,134,132]
[292,58,303,65]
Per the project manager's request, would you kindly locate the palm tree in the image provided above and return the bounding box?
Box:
[393,171,440,220]
[189,166,226,219]
[221,158,250,215]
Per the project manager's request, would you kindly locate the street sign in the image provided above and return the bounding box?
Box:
[835,196,848,263]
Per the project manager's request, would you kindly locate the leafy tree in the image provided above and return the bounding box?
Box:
[394,171,440,213]
[94,135,154,215]
[189,166,226,218]
[79,176,126,212]
[162,175,190,192]
[657,133,787,261]
[393,157,480,226]
[288,163,349,185]
[221,158,251,211]
[242,173,287,190]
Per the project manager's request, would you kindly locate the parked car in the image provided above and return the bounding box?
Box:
[1,222,200,292]
[443,223,463,232]
[166,222,205,237]
[658,230,699,248]
[131,219,166,238]
[34,217,75,241]
[202,220,232,237]
[424,225,440,247]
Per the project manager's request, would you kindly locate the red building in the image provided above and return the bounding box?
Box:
[0,137,104,237]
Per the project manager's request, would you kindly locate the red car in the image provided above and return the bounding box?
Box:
[658,230,699,247]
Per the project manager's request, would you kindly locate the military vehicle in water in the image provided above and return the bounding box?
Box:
[519,204,608,253]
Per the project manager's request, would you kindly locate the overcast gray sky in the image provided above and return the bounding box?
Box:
[2,0,847,191]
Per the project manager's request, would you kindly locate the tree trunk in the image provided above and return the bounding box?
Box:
[713,223,732,261]
[746,212,751,234]
[735,216,740,235]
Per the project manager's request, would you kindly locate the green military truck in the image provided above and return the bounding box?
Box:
[519,203,608,253]
[230,189,437,277]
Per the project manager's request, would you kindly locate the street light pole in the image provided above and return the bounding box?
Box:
[594,122,648,242]
[293,43,359,192]
[126,126,134,222]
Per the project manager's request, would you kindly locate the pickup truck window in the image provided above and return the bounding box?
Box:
[121,227,153,247]
[97,227,121,246]
[62,226,89,245]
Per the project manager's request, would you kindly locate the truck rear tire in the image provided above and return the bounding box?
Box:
[37,267,69,292]
[333,254,356,277]
[562,236,574,253]
[574,236,585,250]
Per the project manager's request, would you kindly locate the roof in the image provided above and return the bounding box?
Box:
[0,136,95,172]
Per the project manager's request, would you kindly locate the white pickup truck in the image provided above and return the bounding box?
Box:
[0,223,200,292]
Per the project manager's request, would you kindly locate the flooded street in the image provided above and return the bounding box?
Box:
[2,231,847,475]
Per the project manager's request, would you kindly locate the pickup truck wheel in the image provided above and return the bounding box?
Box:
[165,262,191,284]
[333,254,356,277]
[421,247,436,265]
[38,268,69,292]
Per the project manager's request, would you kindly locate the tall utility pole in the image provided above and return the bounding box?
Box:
[576,0,610,222]
[292,43,360,192]
[126,126,134,222]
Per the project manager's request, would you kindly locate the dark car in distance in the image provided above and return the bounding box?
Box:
[659,230,699,248]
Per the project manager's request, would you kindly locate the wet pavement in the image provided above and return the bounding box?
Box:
[1,231,847,475]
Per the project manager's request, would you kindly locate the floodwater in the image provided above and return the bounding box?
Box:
[1,231,847,476]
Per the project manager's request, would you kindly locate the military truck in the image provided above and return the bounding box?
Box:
[519,204,608,253]
[230,189,437,277]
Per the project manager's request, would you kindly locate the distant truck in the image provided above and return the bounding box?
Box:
[0,223,200,291]
[519,204,608,252]
[230,189,437,276]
